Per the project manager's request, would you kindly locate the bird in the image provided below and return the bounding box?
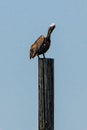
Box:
[30,23,56,59]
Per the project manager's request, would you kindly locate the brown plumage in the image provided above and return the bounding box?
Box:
[30,23,56,59]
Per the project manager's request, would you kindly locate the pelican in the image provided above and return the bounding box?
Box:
[30,23,56,59]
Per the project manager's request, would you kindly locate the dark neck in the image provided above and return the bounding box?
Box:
[46,27,52,39]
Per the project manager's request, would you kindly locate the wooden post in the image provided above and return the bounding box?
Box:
[38,58,54,130]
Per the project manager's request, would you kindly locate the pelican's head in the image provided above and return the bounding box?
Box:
[47,23,56,38]
[50,23,56,30]
[49,23,56,33]
[50,23,56,27]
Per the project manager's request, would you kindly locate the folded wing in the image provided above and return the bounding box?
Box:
[30,35,44,59]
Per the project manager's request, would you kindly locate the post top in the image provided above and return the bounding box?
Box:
[38,58,54,61]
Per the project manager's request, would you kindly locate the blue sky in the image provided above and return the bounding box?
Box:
[0,0,87,130]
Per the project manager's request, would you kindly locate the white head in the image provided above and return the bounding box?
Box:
[50,23,55,27]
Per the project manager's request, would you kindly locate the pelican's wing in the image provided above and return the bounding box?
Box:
[30,35,44,59]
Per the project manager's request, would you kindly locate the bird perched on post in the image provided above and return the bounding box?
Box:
[30,23,56,59]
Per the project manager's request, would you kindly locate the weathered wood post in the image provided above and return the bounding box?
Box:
[38,58,54,130]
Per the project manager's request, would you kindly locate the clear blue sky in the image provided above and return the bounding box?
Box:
[0,0,87,130]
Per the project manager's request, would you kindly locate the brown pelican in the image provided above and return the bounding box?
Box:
[30,23,56,59]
